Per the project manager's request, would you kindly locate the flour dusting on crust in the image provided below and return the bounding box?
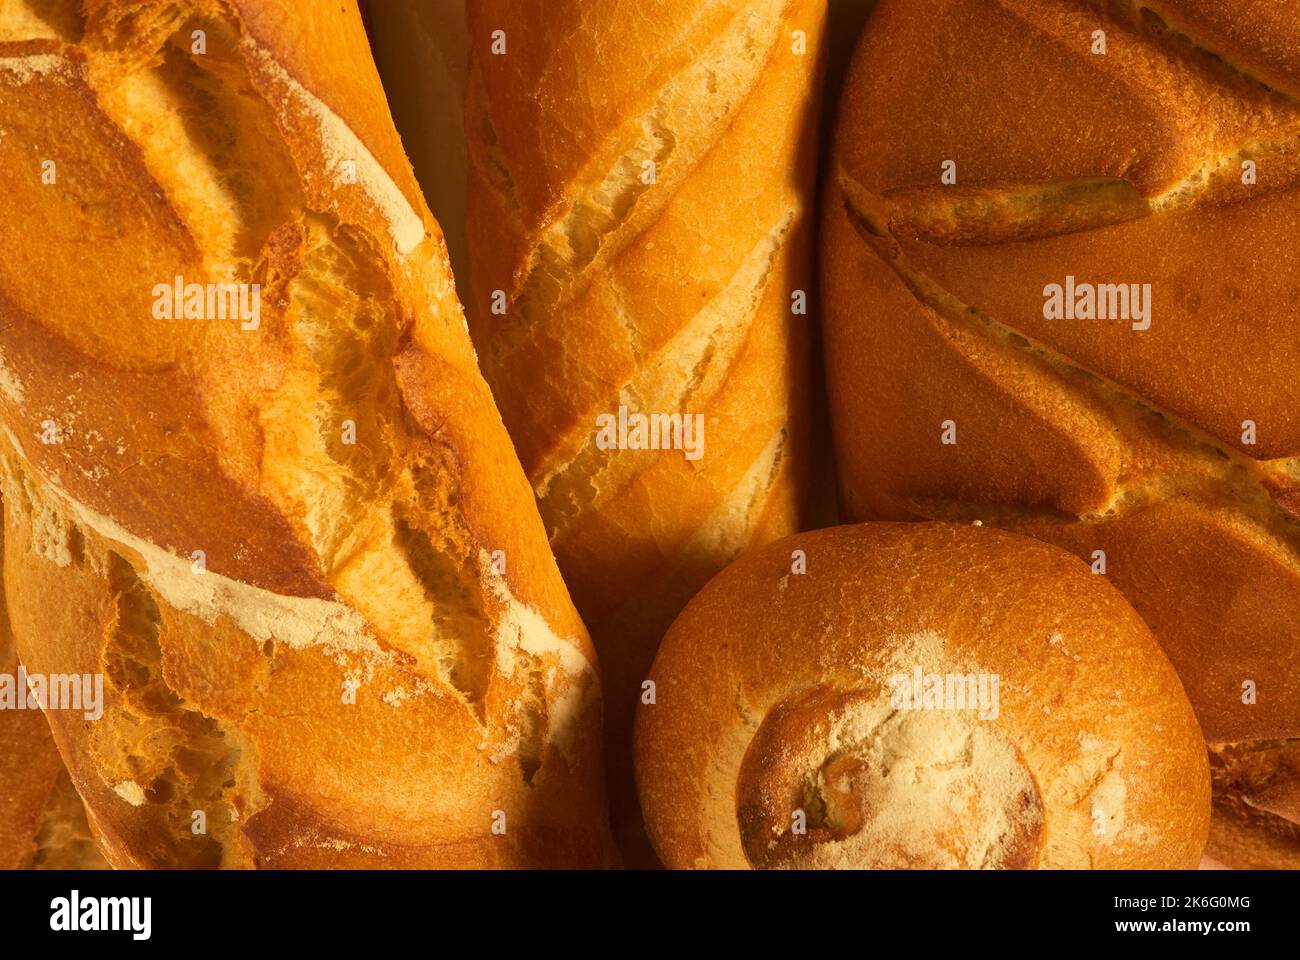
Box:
[243,39,426,255]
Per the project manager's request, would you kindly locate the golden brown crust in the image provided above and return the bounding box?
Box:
[463,0,828,863]
[1204,740,1300,869]
[0,516,68,869]
[0,0,610,868]
[636,522,1211,869]
[1132,0,1300,99]
[823,0,1300,743]
[0,509,108,870]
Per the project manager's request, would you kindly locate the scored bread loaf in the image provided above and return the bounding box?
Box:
[636,522,1211,869]
[462,0,829,862]
[0,516,108,870]
[823,0,1300,820]
[823,0,1300,870]
[0,0,610,867]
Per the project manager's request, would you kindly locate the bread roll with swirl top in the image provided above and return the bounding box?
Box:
[637,523,1209,869]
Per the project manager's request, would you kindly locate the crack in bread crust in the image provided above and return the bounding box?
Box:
[1122,1,1300,104]
[0,0,611,868]
[871,123,1300,247]
[537,207,798,531]
[475,0,794,367]
[1056,0,1300,105]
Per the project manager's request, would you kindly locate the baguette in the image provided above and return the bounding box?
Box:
[0,0,609,868]
[463,0,829,862]
[636,522,1211,869]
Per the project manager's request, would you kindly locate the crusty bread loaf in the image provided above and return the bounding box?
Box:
[0,516,108,870]
[636,522,1210,869]
[0,0,610,868]
[823,0,1300,747]
[463,0,829,862]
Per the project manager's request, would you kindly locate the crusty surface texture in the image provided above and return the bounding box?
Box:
[636,522,1210,869]
[0,0,610,868]
[1203,740,1300,869]
[464,0,828,863]
[823,0,1300,744]
[0,513,108,870]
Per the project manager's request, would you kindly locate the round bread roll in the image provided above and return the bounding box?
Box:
[636,522,1210,869]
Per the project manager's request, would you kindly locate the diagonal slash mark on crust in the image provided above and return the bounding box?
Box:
[240,37,426,256]
[1121,1,1300,105]
[838,171,1300,560]
[1042,0,1300,107]
[463,0,742,230]
[866,121,1300,249]
[592,424,790,626]
[536,205,799,540]
[476,0,795,367]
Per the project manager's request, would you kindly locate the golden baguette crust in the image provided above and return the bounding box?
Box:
[464,0,828,862]
[0,0,609,867]
[823,0,1300,743]
[0,523,62,868]
[636,522,1210,869]
[0,516,107,870]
